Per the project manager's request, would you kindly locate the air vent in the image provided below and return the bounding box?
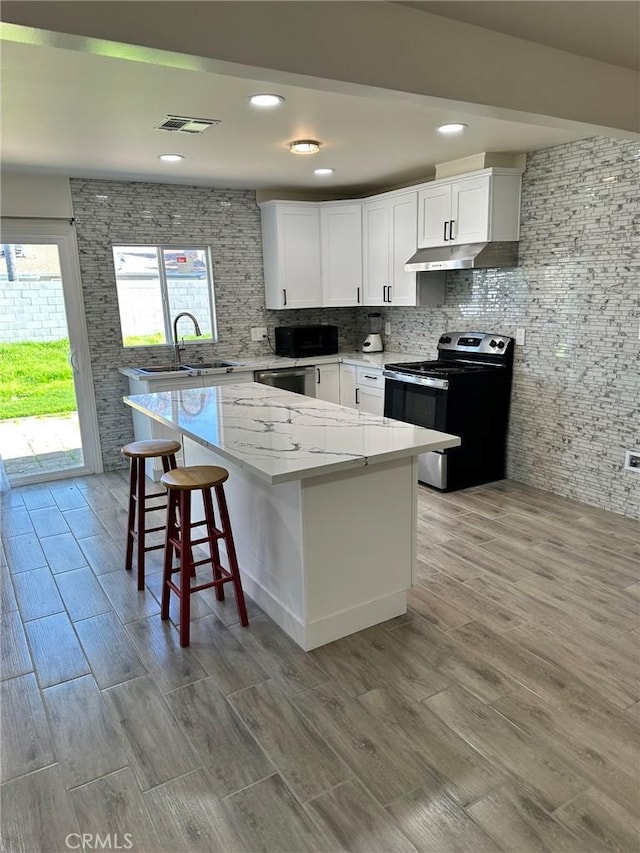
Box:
[156,115,221,134]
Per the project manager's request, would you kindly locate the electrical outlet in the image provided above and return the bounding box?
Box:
[385,321,391,336]
[624,450,640,472]
[515,328,526,346]
[250,326,268,342]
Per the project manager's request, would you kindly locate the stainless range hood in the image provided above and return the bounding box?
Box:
[405,241,519,272]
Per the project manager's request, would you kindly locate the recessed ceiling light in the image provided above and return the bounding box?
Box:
[436,123,468,135]
[289,139,321,155]
[249,93,284,107]
[314,168,335,176]
[159,153,184,162]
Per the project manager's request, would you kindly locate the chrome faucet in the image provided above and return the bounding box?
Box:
[172,312,202,366]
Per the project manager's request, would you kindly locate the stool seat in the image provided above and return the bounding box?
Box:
[122,439,181,459]
[122,439,180,590]
[161,464,248,646]
[161,465,228,491]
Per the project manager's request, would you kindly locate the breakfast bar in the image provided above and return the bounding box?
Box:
[124,383,460,650]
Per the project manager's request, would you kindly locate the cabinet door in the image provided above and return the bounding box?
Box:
[358,386,384,416]
[339,364,357,408]
[262,204,322,309]
[417,183,452,248]
[389,192,417,306]
[320,204,362,307]
[279,206,322,308]
[450,175,490,244]
[315,363,340,404]
[362,200,389,306]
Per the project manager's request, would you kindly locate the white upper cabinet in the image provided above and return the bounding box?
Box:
[363,190,418,307]
[389,192,419,306]
[320,203,363,307]
[362,198,388,307]
[261,202,322,310]
[417,169,521,249]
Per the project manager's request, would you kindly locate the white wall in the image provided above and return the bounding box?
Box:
[1,173,73,219]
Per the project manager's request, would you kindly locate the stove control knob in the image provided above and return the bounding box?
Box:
[439,335,452,344]
[497,340,505,349]
[489,339,498,348]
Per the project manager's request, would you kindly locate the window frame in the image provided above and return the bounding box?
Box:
[113,243,219,348]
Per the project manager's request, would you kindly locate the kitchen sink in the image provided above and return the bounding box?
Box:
[135,365,191,374]
[181,360,239,369]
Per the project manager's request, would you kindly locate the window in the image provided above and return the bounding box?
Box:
[113,245,218,347]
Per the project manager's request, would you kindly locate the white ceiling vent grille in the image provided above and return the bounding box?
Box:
[156,116,221,134]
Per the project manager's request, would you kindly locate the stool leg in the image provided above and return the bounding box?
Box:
[125,457,137,572]
[161,490,178,621]
[163,453,195,577]
[203,488,224,601]
[135,457,146,590]
[179,490,192,647]
[215,484,248,627]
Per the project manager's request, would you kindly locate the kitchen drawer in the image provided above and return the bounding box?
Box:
[356,366,384,389]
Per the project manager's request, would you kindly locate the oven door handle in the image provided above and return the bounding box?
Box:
[383,370,449,390]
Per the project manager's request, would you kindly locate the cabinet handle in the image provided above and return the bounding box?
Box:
[355,387,359,405]
[363,374,378,381]
[283,288,287,306]
[357,286,360,304]
[449,219,455,240]
[317,367,321,383]
[443,221,449,241]
[387,286,392,303]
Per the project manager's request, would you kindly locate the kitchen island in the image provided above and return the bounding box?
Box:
[125,383,460,650]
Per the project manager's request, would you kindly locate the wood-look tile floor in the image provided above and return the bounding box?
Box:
[1,472,639,853]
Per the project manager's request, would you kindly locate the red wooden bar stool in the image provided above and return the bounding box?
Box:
[121,438,181,590]
[160,464,249,647]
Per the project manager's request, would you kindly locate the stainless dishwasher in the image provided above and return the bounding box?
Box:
[254,366,316,397]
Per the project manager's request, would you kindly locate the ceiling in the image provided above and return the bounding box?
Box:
[1,2,637,195]
[397,2,640,71]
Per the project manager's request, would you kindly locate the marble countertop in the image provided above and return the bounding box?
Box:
[124,382,460,485]
[120,350,427,380]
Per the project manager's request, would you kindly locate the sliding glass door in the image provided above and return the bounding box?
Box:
[0,219,101,484]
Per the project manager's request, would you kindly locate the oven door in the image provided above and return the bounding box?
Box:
[383,375,448,431]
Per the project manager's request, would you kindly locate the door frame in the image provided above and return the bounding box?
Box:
[1,217,103,482]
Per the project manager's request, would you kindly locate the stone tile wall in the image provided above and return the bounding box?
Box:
[70,179,359,472]
[355,137,640,518]
[71,136,639,517]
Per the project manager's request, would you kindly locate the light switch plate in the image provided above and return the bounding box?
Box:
[385,321,391,335]
[515,328,526,346]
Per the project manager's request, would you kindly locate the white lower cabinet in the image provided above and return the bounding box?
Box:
[339,364,357,408]
[356,366,385,416]
[314,363,340,404]
[339,364,385,415]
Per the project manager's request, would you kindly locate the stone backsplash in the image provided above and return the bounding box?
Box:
[355,137,640,518]
[71,136,639,517]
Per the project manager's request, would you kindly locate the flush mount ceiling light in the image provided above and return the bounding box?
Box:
[159,154,184,162]
[289,139,321,154]
[249,93,284,107]
[437,123,468,135]
[314,168,335,176]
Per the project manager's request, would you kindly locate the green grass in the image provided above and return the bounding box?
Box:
[0,339,76,419]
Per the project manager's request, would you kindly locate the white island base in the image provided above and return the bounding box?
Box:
[184,436,417,651]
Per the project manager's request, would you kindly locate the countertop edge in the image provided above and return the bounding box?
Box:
[119,350,427,380]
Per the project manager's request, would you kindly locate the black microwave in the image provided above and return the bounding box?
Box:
[274,325,338,358]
